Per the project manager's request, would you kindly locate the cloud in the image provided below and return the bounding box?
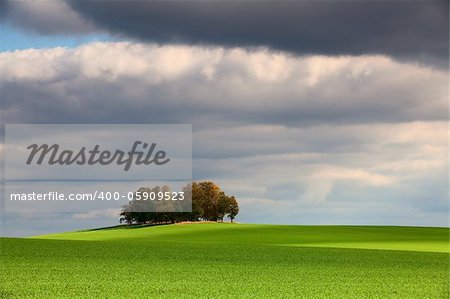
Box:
[1,0,95,35]
[0,42,447,233]
[66,0,448,67]
[0,42,447,126]
[72,208,121,220]
[1,211,118,237]
[196,121,447,218]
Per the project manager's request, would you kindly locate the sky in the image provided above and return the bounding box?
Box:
[0,0,448,236]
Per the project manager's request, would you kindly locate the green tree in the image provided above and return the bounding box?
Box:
[227,196,239,223]
[217,191,229,222]
[120,181,239,224]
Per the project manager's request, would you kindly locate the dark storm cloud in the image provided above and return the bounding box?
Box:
[67,0,449,66]
[1,0,94,34]
[0,0,7,21]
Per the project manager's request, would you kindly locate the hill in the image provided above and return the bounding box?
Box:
[1,223,449,298]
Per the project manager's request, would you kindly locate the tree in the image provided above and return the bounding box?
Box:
[119,208,133,224]
[203,181,220,220]
[227,196,239,223]
[217,191,229,222]
[120,181,239,224]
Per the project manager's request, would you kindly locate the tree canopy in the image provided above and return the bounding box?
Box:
[120,181,239,224]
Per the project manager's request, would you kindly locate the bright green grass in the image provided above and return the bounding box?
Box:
[1,223,449,298]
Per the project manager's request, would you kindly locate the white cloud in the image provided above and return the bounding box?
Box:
[72,209,121,220]
[0,42,446,127]
[0,42,447,229]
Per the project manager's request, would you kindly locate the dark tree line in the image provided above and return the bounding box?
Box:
[120,181,239,225]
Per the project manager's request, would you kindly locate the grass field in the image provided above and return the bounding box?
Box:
[1,223,449,298]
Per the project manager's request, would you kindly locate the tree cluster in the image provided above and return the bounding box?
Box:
[120,181,239,225]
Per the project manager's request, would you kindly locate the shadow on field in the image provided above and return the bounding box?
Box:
[81,223,172,232]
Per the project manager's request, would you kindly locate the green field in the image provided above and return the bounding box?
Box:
[1,223,449,298]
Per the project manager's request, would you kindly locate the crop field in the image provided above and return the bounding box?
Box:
[1,223,449,298]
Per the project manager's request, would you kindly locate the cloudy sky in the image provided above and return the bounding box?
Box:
[0,0,448,236]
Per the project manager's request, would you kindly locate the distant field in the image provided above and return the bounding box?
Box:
[1,224,449,298]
